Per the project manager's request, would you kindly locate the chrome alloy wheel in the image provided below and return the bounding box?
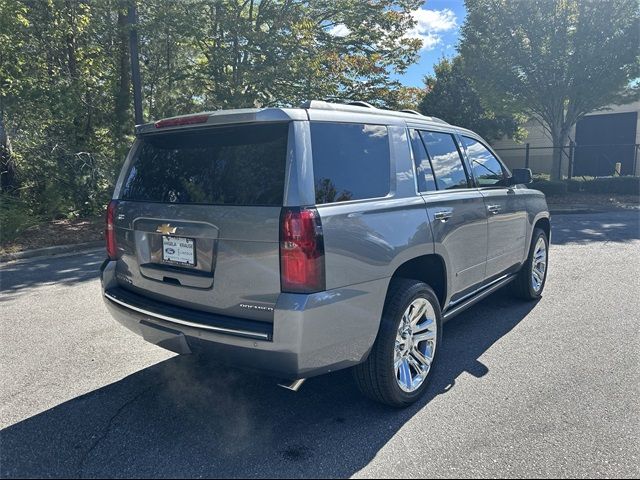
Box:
[394,298,438,393]
[531,237,547,293]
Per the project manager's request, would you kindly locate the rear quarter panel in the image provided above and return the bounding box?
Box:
[319,196,434,289]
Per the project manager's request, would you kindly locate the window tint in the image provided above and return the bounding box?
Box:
[120,123,288,205]
[420,131,470,190]
[409,129,437,192]
[310,122,390,204]
[462,136,507,187]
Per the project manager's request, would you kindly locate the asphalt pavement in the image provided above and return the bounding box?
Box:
[1,211,639,478]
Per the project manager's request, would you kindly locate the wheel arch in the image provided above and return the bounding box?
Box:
[389,254,447,309]
[526,212,551,252]
[534,216,551,241]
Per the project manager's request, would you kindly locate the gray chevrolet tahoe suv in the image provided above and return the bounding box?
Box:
[101,100,550,407]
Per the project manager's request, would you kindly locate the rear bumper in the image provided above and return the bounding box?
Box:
[101,260,389,379]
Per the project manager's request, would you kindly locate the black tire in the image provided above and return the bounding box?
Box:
[353,278,443,408]
[512,227,549,300]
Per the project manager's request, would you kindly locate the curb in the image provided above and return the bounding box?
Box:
[548,205,638,215]
[549,207,607,215]
[0,241,104,263]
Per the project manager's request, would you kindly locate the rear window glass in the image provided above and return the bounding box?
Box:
[120,123,289,206]
[310,122,390,204]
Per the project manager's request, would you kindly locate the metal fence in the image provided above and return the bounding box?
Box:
[493,142,640,179]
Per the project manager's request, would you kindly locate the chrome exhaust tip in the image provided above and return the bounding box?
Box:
[278,378,306,392]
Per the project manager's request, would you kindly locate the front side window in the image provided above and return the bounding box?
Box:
[120,123,289,205]
[462,136,507,187]
[420,131,470,190]
[409,129,437,192]
[310,122,390,204]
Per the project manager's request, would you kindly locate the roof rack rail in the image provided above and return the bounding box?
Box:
[347,101,376,108]
[300,100,449,125]
[400,109,423,116]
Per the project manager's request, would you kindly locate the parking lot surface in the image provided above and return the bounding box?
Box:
[1,211,639,478]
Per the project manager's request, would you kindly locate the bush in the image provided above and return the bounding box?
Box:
[565,179,584,193]
[581,176,640,195]
[531,176,640,196]
[0,195,40,244]
[530,180,568,195]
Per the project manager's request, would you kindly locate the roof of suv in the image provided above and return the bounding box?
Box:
[135,100,452,136]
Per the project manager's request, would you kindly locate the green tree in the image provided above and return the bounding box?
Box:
[137,0,424,112]
[460,0,639,179]
[418,56,523,140]
[0,0,29,193]
[0,0,426,234]
[386,86,426,111]
[1,0,128,216]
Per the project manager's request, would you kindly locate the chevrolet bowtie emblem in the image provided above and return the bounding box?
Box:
[156,224,177,235]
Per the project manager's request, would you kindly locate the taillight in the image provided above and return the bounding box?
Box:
[154,114,209,128]
[105,200,118,260]
[280,207,326,293]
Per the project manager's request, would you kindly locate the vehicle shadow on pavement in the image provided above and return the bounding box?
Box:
[551,211,639,245]
[0,290,538,478]
[0,251,103,298]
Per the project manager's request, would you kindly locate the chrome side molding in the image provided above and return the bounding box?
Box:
[443,274,516,322]
[104,291,270,341]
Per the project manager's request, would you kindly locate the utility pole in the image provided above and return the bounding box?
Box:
[128,1,143,125]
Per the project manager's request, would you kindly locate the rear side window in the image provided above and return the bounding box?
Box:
[462,136,507,187]
[409,129,437,192]
[120,123,289,206]
[310,122,390,204]
[421,131,470,190]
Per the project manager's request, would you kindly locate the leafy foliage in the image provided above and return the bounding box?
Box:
[460,0,639,179]
[0,193,40,243]
[141,0,424,110]
[418,56,524,140]
[0,0,423,227]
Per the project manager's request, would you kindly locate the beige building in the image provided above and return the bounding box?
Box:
[491,100,640,177]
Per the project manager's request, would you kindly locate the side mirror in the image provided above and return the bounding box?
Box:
[510,168,532,185]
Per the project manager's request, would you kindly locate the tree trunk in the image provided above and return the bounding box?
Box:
[0,113,18,194]
[550,126,567,181]
[114,7,131,154]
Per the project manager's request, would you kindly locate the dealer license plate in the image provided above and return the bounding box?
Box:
[162,236,196,266]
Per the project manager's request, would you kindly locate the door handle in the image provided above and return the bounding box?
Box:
[434,210,453,222]
[487,204,502,214]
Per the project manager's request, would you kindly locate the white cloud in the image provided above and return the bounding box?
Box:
[405,8,457,51]
[328,24,351,37]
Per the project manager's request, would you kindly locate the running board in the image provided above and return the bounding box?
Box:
[443,274,517,321]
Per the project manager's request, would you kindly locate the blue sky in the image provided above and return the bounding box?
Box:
[393,0,467,87]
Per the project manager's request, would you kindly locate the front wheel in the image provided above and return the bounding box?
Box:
[513,227,549,300]
[353,279,442,407]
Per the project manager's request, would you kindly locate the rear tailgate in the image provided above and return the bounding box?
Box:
[111,122,290,323]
